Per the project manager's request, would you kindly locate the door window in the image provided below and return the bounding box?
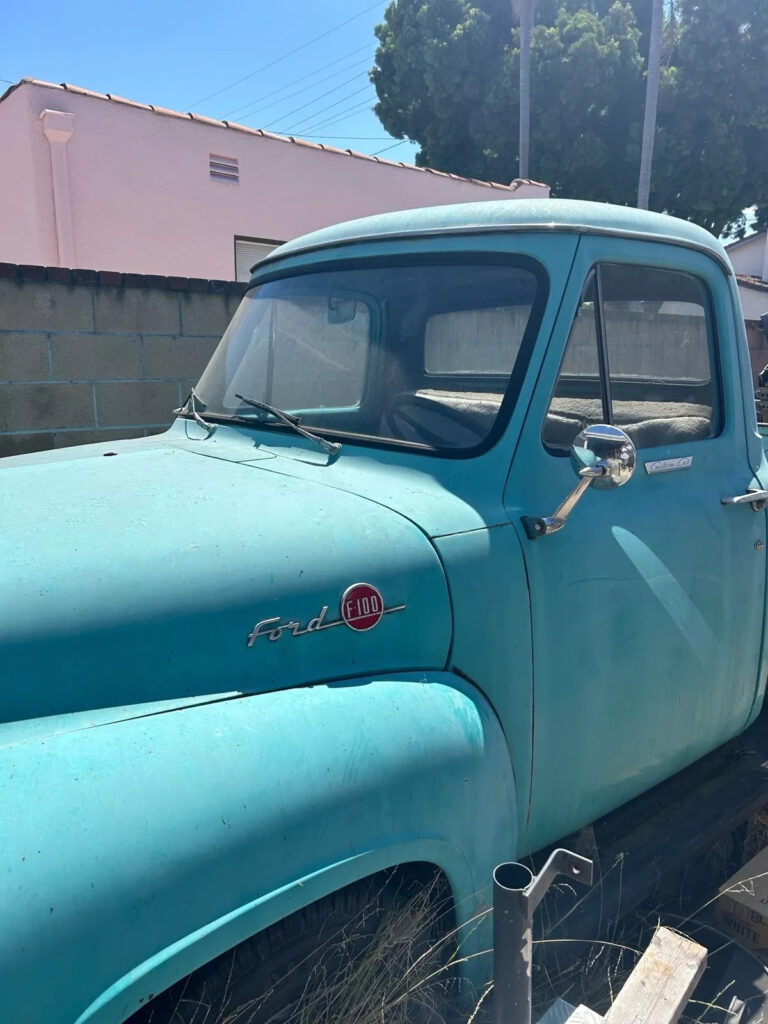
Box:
[542,274,606,447]
[542,263,720,450]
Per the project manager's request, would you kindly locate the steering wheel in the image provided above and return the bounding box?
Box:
[384,393,490,447]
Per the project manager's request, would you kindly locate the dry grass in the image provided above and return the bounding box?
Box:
[140,809,768,1023]
[150,873,489,1024]
[281,878,463,1024]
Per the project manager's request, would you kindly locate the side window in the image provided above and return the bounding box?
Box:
[601,264,718,449]
[543,264,720,450]
[542,275,606,448]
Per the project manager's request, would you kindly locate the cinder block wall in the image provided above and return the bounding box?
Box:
[0,264,246,458]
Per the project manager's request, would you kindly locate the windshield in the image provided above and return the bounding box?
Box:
[194,259,544,454]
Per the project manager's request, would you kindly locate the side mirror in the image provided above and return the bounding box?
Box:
[523,424,636,539]
[571,423,636,489]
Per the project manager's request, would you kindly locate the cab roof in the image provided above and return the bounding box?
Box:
[261,198,730,272]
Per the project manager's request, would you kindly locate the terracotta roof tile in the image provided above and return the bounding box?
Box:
[737,274,768,292]
[188,112,225,127]
[150,104,191,120]
[104,92,149,110]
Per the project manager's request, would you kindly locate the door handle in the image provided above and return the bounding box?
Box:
[721,488,768,511]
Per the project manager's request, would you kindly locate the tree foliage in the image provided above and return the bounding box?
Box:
[371,0,768,235]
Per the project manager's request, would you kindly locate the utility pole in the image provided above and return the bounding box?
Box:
[637,0,664,209]
[513,0,536,180]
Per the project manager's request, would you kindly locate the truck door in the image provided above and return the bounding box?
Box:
[505,236,767,854]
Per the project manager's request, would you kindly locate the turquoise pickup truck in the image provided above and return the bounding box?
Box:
[3,200,767,1023]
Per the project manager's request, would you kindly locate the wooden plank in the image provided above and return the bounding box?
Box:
[603,926,707,1024]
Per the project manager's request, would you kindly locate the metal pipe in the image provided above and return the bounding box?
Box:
[493,861,535,1024]
[493,849,594,1024]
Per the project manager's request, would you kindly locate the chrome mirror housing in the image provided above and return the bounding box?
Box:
[571,424,636,490]
[522,424,636,539]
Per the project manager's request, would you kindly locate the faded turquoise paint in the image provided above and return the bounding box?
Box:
[433,525,535,842]
[505,234,767,853]
[1,674,516,1024]
[266,198,731,269]
[0,446,451,722]
[1,200,764,1024]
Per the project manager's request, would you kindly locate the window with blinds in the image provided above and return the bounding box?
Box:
[234,237,284,282]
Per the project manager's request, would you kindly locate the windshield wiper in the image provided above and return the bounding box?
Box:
[174,387,216,436]
[234,394,341,458]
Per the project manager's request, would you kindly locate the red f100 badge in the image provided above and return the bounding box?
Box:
[246,583,406,646]
[341,583,384,632]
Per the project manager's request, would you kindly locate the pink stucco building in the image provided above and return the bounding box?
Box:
[0,78,549,281]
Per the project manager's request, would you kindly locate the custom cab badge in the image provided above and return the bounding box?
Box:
[246,583,405,646]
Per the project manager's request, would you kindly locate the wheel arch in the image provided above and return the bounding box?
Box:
[79,846,471,1024]
[3,673,517,1024]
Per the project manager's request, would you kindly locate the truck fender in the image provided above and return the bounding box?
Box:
[0,672,518,1024]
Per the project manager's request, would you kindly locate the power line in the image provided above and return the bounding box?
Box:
[262,72,370,129]
[300,135,401,140]
[285,86,375,134]
[295,96,377,135]
[282,85,375,134]
[370,140,410,156]
[189,0,385,109]
[299,99,377,135]
[225,46,372,119]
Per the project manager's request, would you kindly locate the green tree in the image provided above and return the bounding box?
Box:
[371,0,768,234]
[654,0,768,235]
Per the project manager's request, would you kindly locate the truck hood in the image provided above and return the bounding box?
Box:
[0,443,452,725]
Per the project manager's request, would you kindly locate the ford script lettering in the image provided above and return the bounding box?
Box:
[246,584,405,646]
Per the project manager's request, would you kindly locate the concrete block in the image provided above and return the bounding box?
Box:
[95,380,179,427]
[52,332,142,381]
[227,291,247,320]
[93,287,180,334]
[144,335,219,380]
[0,333,50,381]
[180,292,231,337]
[0,432,56,459]
[54,427,142,449]
[747,324,768,352]
[0,279,93,332]
[0,383,94,432]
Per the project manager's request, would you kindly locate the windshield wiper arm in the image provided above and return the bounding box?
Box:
[174,387,216,436]
[234,394,341,458]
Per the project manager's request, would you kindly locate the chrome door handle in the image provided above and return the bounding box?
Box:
[721,488,768,510]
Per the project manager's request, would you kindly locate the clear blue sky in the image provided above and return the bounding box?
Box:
[1,0,419,163]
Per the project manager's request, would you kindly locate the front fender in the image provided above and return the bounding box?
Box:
[1,673,518,1024]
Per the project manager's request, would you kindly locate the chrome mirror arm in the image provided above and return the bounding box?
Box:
[521,424,637,541]
[522,465,606,539]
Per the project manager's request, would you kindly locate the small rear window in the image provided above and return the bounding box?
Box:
[425,305,533,375]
